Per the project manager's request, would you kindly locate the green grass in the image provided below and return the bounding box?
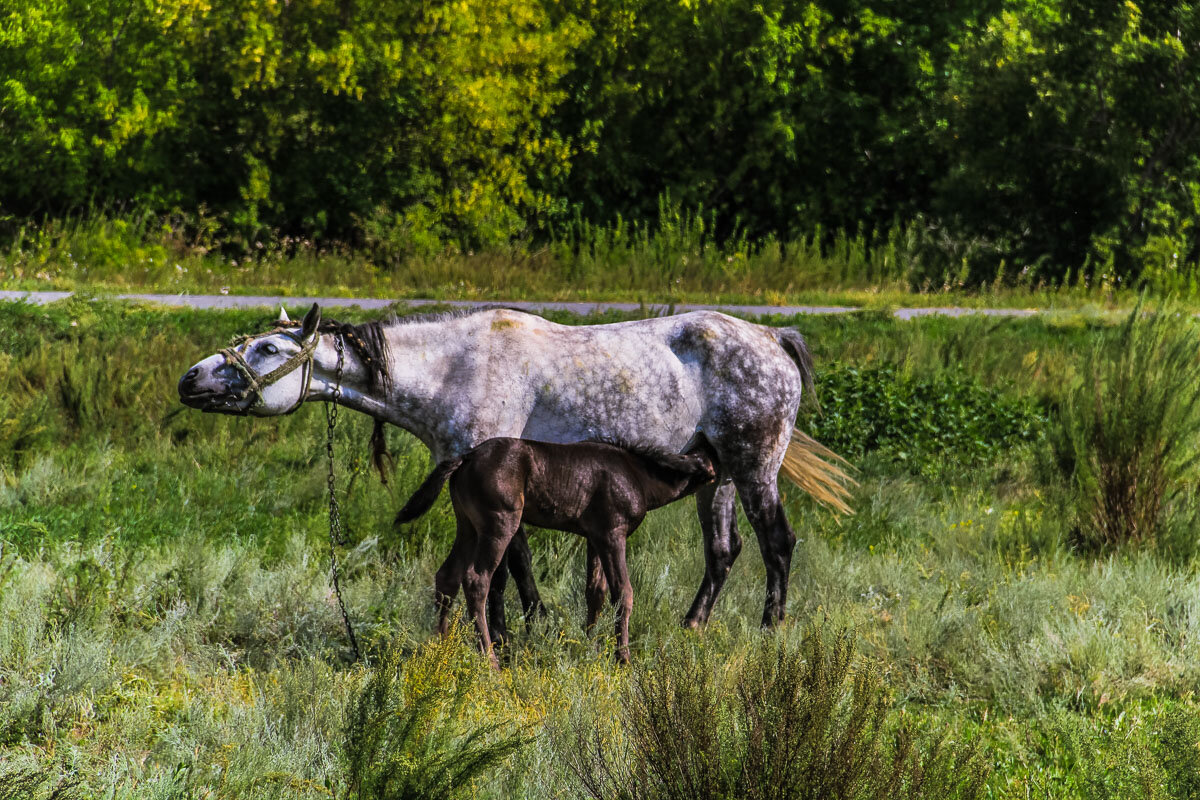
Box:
[0,212,1170,311]
[5,299,1200,797]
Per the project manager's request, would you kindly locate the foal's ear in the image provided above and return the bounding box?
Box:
[300,303,321,343]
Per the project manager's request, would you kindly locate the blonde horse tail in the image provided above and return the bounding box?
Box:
[779,429,857,515]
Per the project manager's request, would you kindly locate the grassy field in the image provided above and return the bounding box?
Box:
[4,298,1200,798]
[0,213,1172,312]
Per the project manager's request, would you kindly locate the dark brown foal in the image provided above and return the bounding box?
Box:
[395,438,717,665]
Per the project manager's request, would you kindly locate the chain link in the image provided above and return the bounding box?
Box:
[325,334,361,662]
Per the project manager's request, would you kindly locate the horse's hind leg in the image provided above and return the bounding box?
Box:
[682,480,741,628]
[486,555,511,649]
[737,479,796,627]
[435,517,475,635]
[584,541,608,634]
[462,512,520,668]
[487,527,543,647]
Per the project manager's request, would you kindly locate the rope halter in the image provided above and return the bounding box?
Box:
[220,324,320,414]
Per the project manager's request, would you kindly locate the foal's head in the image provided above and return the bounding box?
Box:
[635,446,717,506]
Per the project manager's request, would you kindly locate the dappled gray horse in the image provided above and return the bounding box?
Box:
[178,303,851,628]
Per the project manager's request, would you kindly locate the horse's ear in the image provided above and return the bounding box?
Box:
[301,303,321,342]
[277,305,291,324]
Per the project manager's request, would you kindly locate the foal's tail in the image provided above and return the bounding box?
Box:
[779,429,857,515]
[394,458,463,526]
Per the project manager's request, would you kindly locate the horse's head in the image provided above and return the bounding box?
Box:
[179,303,324,416]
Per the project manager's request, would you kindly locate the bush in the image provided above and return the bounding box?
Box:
[806,363,1045,473]
[0,766,83,800]
[1049,705,1200,799]
[566,627,989,800]
[341,632,529,800]
[1043,304,1200,551]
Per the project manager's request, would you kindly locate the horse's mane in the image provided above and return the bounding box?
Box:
[319,306,523,392]
[317,318,393,395]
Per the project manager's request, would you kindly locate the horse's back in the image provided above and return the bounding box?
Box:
[456,310,806,479]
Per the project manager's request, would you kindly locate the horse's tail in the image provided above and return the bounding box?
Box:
[779,429,857,515]
[778,328,818,410]
[394,458,463,526]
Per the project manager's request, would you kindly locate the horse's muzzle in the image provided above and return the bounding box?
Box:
[178,365,251,414]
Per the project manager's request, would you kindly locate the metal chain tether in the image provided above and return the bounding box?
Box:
[325,334,362,662]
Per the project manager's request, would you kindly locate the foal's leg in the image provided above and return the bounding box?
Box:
[486,554,511,650]
[594,530,633,664]
[736,479,796,626]
[682,480,741,628]
[461,513,520,668]
[584,541,608,634]
[434,517,474,635]
[506,526,546,620]
[486,526,543,647]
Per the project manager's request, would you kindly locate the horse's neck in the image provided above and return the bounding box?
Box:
[643,477,685,509]
[640,464,700,509]
[326,320,472,457]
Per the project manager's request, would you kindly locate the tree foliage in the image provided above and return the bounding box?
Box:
[4,0,1200,282]
[0,0,583,248]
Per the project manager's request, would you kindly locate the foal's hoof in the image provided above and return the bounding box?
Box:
[681,617,702,631]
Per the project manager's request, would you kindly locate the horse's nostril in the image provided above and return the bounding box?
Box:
[185,367,199,381]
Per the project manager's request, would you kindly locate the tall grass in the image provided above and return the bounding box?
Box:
[0,206,1123,303]
[1043,304,1200,552]
[566,628,989,800]
[342,632,529,800]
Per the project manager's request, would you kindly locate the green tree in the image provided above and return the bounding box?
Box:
[551,0,999,241]
[0,0,584,249]
[936,1,1200,283]
[0,0,202,216]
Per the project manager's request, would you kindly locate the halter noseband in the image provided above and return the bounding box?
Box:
[220,325,320,414]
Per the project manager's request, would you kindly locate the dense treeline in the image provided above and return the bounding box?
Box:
[3,0,1200,284]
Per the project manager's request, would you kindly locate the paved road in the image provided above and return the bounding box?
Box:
[0,290,1043,320]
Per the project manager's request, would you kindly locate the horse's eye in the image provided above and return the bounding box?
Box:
[262,343,279,355]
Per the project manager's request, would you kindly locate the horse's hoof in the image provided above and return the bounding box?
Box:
[681,617,702,631]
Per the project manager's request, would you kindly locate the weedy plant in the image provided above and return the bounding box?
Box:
[1046,705,1200,800]
[1043,303,1200,553]
[565,626,989,800]
[0,766,83,800]
[341,629,530,800]
[805,362,1045,474]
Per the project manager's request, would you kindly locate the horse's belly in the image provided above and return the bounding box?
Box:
[519,351,702,450]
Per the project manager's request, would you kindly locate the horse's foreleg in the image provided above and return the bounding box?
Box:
[737,480,796,627]
[682,480,740,629]
[584,541,608,635]
[506,526,545,621]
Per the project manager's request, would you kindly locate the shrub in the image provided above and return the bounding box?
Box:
[566,627,989,800]
[1043,304,1200,551]
[806,363,1045,473]
[0,766,83,800]
[1049,705,1200,800]
[1154,707,1200,799]
[341,632,529,800]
